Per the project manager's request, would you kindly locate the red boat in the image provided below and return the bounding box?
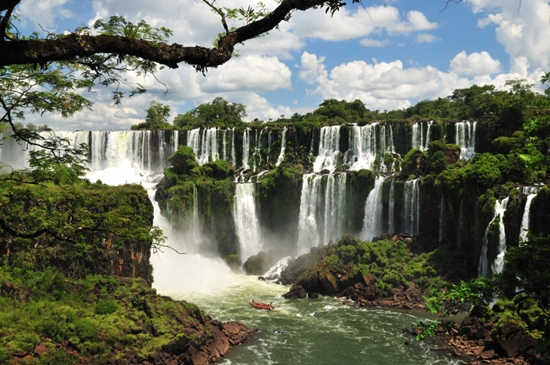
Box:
[249,301,276,310]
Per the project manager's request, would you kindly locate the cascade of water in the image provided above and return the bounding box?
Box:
[186,128,219,165]
[412,122,424,151]
[519,187,539,242]
[456,121,477,160]
[233,183,263,261]
[362,176,385,241]
[491,197,510,275]
[478,197,509,277]
[403,179,420,236]
[425,121,433,149]
[388,124,395,153]
[275,127,287,167]
[314,126,341,173]
[322,174,348,246]
[230,128,237,167]
[297,174,322,253]
[296,173,347,254]
[242,128,250,170]
[346,124,377,171]
[222,129,228,163]
[252,128,263,172]
[263,256,292,280]
[388,180,395,235]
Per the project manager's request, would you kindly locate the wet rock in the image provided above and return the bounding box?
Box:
[282,284,308,299]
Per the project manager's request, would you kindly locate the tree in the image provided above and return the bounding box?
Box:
[173,97,246,127]
[131,101,172,130]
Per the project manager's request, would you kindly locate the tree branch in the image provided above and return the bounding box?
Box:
[0,0,342,70]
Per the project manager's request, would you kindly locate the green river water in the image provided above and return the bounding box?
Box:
[155,270,458,365]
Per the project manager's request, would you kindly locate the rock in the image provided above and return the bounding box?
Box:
[33,343,49,357]
[243,251,270,275]
[283,285,308,299]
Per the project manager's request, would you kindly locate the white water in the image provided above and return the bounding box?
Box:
[242,127,250,170]
[346,124,377,171]
[297,173,347,253]
[275,127,287,167]
[412,122,424,151]
[456,121,477,160]
[519,187,538,242]
[187,128,219,165]
[403,179,420,236]
[233,183,263,261]
[490,197,510,275]
[388,179,395,235]
[314,126,341,173]
[478,197,509,277]
[362,176,385,241]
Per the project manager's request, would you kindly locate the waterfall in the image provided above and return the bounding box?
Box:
[412,122,424,151]
[519,187,538,242]
[478,197,509,277]
[297,174,322,252]
[233,183,263,261]
[362,176,385,241]
[425,121,433,149]
[490,197,510,275]
[297,173,347,254]
[346,124,377,171]
[456,121,477,160]
[242,128,250,170]
[275,127,287,167]
[403,179,420,236]
[314,126,341,173]
[388,180,395,235]
[186,128,219,165]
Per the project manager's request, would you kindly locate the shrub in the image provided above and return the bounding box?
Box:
[95,300,118,315]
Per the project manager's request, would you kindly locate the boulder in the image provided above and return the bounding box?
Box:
[283,285,308,299]
[243,251,270,275]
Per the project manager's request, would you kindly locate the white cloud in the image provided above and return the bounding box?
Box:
[199,55,292,93]
[291,6,437,41]
[296,51,545,112]
[359,38,390,47]
[415,33,438,43]
[450,51,502,76]
[468,0,550,72]
[18,0,72,30]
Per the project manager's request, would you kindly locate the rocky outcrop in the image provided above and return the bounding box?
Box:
[417,316,541,365]
[340,281,426,309]
[281,234,441,309]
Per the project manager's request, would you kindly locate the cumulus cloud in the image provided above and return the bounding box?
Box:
[296,51,543,112]
[468,0,550,72]
[291,5,437,41]
[450,51,502,76]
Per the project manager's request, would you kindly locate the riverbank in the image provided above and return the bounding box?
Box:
[0,271,254,364]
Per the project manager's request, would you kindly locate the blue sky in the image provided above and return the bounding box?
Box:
[13,0,550,130]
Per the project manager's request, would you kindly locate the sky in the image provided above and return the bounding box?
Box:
[12,0,550,130]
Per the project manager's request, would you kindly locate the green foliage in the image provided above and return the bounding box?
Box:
[173,97,246,128]
[132,101,173,130]
[95,300,119,315]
